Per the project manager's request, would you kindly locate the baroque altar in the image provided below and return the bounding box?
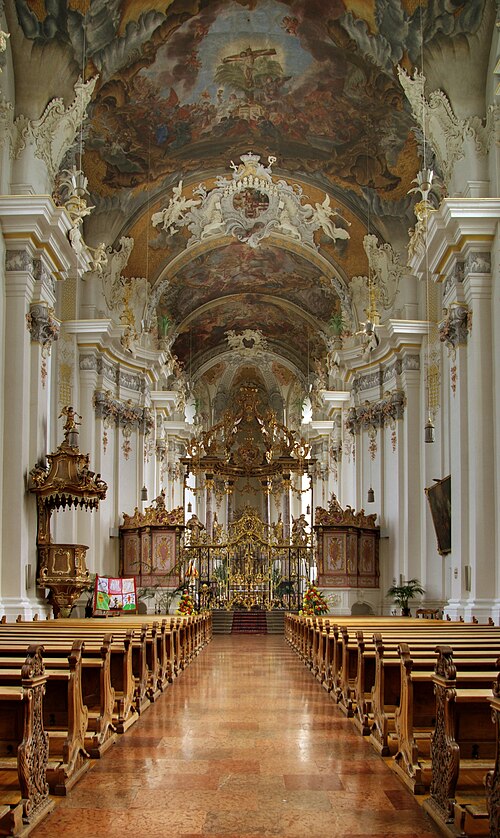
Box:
[182,506,313,611]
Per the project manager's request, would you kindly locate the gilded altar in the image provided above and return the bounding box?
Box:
[182,506,312,611]
[314,495,380,589]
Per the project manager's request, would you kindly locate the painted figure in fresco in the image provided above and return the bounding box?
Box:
[221,46,278,92]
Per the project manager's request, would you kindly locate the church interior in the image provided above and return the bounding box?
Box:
[0,1,499,836]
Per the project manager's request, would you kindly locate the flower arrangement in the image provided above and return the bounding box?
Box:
[300,583,329,616]
[176,589,196,615]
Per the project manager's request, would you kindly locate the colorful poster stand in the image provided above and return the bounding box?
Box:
[94,575,137,614]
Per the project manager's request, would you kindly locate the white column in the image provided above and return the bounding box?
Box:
[441,294,470,618]
[463,253,495,620]
[401,366,422,582]
[1,261,36,616]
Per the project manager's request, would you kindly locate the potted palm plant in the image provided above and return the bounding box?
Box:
[387,578,425,616]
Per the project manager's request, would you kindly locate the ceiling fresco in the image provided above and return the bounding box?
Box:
[157,242,340,323]
[7,0,492,390]
[12,0,486,200]
[172,293,325,374]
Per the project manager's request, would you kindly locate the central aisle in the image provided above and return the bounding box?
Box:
[31,636,441,838]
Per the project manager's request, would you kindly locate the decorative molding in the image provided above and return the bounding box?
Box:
[352,354,420,395]
[407,198,436,262]
[345,390,406,436]
[0,29,9,73]
[93,389,152,431]
[363,234,408,311]
[26,302,59,346]
[26,302,60,387]
[0,77,98,181]
[225,328,268,356]
[443,261,464,299]
[465,251,491,275]
[98,236,148,354]
[398,67,497,188]
[152,152,350,251]
[93,390,154,457]
[79,353,144,393]
[5,249,34,273]
[439,304,469,353]
[6,251,56,295]
[439,303,470,396]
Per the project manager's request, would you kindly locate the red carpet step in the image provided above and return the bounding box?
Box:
[231,610,268,634]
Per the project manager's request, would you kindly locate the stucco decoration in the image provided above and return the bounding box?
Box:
[345,391,406,435]
[100,236,134,316]
[26,302,60,387]
[0,76,97,181]
[439,305,469,354]
[152,153,350,250]
[99,236,149,353]
[225,329,268,357]
[397,67,496,187]
[0,29,9,71]
[363,234,407,312]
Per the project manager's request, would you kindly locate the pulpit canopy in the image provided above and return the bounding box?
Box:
[29,439,107,511]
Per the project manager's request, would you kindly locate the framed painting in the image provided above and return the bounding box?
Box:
[425,475,451,555]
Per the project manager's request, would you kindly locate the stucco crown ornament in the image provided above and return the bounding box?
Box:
[152,153,350,250]
[225,328,268,355]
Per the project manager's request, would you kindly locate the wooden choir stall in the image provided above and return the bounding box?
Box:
[119,491,184,589]
[314,494,380,590]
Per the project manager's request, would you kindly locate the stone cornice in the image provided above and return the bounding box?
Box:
[64,319,169,386]
[0,194,91,278]
[408,198,500,280]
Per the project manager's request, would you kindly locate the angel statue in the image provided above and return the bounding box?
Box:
[310,195,351,243]
[151,181,201,236]
[59,405,82,438]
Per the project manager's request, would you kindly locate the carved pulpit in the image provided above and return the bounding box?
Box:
[29,409,107,617]
[119,491,184,587]
[314,495,380,589]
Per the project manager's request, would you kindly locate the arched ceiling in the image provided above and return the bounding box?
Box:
[7,0,492,391]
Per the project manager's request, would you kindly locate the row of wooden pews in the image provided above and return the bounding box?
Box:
[285,613,500,838]
[0,611,211,836]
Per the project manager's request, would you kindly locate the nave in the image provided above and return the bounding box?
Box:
[31,636,440,838]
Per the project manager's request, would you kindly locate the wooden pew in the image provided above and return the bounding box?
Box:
[0,629,118,758]
[0,639,89,795]
[0,644,55,836]
[368,631,500,759]
[423,647,497,836]
[486,684,500,838]
[4,621,151,719]
[391,643,498,795]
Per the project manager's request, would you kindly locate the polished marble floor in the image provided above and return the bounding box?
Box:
[31,636,441,838]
